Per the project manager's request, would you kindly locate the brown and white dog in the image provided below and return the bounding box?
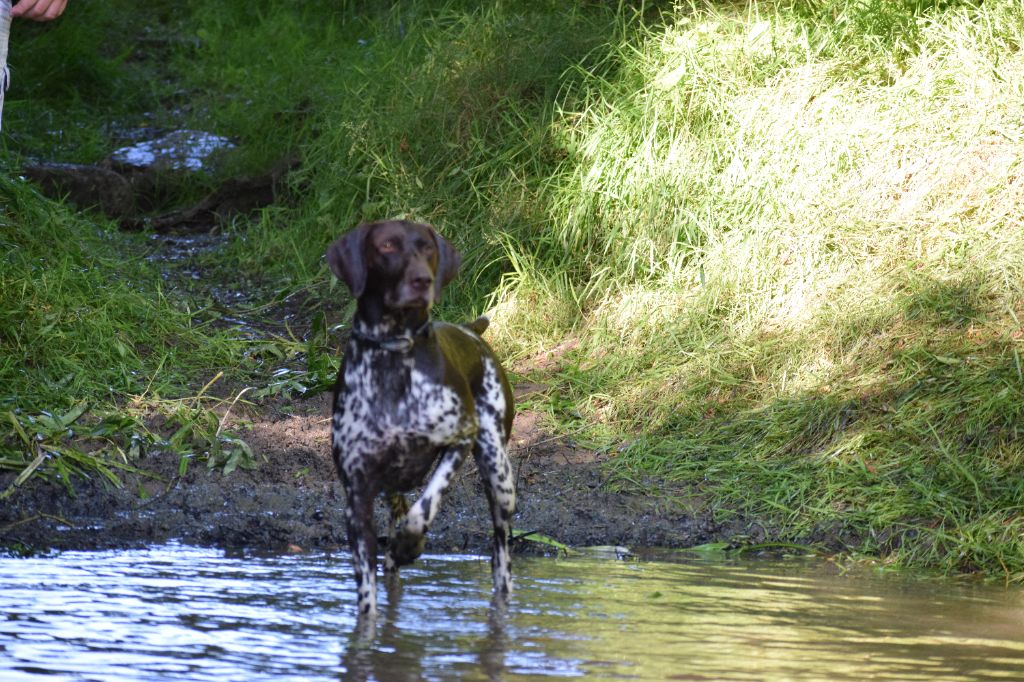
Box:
[327,219,515,618]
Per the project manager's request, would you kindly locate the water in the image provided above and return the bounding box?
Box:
[110,130,234,172]
[2,544,1023,681]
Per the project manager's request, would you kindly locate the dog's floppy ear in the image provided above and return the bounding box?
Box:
[327,223,371,298]
[431,227,461,303]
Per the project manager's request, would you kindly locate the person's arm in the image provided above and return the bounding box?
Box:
[11,0,68,21]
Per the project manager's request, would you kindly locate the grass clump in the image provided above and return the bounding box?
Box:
[0,1,289,495]
[180,0,622,300]
[0,172,252,494]
[2,1,189,162]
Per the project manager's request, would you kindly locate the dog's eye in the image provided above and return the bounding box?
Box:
[379,239,397,254]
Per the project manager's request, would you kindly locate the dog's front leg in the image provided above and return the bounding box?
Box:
[343,474,380,618]
[388,442,470,567]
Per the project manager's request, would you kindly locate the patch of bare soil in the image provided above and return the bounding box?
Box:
[0,388,727,556]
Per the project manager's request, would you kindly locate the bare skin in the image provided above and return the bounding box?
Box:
[12,0,68,22]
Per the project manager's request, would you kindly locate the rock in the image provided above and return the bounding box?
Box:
[21,161,135,218]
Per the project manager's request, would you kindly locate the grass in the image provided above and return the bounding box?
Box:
[3,0,1024,579]
[503,0,1024,578]
[0,169,258,493]
[0,1,263,488]
[2,3,187,162]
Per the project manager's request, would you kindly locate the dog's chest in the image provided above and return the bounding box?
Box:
[333,353,472,455]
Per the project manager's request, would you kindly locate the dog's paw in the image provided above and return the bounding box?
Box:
[388,529,426,567]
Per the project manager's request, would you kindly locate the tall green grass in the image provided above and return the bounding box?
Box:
[0,172,253,493]
[482,0,1024,577]
[0,180,213,406]
[0,1,256,492]
[184,0,625,305]
[2,2,188,161]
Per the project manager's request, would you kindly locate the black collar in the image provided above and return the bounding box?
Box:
[349,320,431,352]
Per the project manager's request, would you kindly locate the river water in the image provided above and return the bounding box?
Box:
[1,544,1022,681]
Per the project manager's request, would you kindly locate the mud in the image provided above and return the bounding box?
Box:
[0,389,732,557]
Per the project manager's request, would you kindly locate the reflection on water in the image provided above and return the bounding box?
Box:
[1,544,1023,681]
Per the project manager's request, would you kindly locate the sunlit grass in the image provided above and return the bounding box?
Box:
[484,0,1024,577]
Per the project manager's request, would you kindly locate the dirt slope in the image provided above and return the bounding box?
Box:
[0,392,727,556]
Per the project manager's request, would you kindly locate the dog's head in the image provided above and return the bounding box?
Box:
[327,220,460,310]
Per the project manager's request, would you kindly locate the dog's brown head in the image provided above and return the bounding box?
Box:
[327,220,460,310]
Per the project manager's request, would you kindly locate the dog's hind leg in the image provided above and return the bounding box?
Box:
[474,359,516,597]
[388,442,470,567]
[475,434,515,596]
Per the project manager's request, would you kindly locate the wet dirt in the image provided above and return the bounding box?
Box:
[0,390,729,556]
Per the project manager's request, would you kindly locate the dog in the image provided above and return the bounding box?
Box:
[327,219,516,618]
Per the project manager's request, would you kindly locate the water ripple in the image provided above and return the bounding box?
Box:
[1,544,1023,680]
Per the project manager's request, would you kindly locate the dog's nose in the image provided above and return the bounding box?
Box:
[410,275,433,292]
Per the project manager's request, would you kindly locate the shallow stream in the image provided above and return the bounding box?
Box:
[2,544,1022,680]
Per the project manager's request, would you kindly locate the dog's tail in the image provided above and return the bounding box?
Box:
[465,315,490,336]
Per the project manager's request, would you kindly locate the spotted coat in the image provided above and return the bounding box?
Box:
[327,219,515,620]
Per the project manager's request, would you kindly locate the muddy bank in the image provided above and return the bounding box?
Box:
[0,393,731,557]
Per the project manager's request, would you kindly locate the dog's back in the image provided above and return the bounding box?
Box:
[433,320,514,439]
